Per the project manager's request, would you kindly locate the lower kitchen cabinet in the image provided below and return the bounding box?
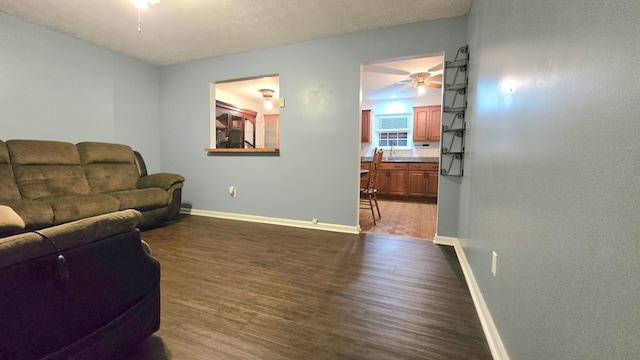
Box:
[379,163,408,196]
[361,161,439,198]
[408,163,439,197]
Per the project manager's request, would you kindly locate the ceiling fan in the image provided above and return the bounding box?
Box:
[408,72,443,91]
[382,69,443,96]
[365,61,444,96]
[396,62,444,92]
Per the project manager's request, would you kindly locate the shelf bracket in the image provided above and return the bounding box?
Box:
[440,45,469,177]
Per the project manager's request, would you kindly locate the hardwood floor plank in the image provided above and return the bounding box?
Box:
[117,215,492,359]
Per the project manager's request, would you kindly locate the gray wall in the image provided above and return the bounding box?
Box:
[159,17,467,230]
[0,13,163,171]
[462,0,640,358]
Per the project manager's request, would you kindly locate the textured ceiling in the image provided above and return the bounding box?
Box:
[0,0,472,66]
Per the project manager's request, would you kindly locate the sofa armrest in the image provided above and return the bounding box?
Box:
[0,209,142,269]
[137,173,185,190]
[0,209,160,359]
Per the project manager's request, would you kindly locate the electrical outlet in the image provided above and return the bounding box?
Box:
[312,218,318,224]
[491,251,497,277]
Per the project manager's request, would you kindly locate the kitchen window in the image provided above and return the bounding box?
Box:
[376,114,411,148]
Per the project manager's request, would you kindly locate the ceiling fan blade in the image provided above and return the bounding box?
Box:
[365,65,411,76]
[429,74,442,81]
[428,63,444,72]
[427,83,442,88]
[378,80,413,93]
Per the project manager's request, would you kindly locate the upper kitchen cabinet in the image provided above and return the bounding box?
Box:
[413,105,441,142]
[361,110,372,142]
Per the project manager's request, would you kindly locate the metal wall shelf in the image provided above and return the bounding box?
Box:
[440,45,469,177]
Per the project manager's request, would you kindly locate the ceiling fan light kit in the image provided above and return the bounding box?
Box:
[414,74,428,95]
[130,0,160,33]
[129,0,160,9]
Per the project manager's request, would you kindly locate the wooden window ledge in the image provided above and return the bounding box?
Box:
[205,148,280,154]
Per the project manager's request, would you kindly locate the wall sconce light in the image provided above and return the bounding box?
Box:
[259,89,275,109]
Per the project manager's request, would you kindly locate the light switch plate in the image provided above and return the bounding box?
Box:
[279,97,285,108]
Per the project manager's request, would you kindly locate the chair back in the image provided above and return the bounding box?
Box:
[365,148,384,191]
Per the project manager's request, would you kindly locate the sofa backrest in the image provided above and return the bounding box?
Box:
[77,142,139,193]
[7,140,91,200]
[0,141,22,202]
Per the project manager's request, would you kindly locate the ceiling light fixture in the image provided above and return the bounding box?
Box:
[414,74,428,95]
[130,0,160,33]
[130,0,160,9]
[259,89,275,110]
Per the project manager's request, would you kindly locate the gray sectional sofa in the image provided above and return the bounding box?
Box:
[0,139,184,236]
[0,209,160,359]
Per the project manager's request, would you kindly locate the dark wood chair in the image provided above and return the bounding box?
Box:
[360,148,383,225]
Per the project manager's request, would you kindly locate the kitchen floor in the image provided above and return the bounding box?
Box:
[359,198,437,240]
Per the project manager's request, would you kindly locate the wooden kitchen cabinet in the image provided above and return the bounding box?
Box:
[413,105,441,142]
[361,161,438,198]
[407,163,439,197]
[426,170,439,197]
[361,110,372,142]
[215,100,257,148]
[379,162,408,196]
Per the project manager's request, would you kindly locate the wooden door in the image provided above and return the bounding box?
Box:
[412,107,429,141]
[408,170,427,196]
[413,105,441,141]
[428,106,441,141]
[387,170,407,196]
[264,114,279,149]
[426,171,439,197]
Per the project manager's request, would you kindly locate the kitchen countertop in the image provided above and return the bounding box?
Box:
[361,156,439,163]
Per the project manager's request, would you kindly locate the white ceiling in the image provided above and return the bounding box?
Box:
[0,0,471,66]
[362,55,445,101]
[0,0,469,101]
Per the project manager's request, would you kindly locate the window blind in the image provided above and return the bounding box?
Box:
[377,115,409,130]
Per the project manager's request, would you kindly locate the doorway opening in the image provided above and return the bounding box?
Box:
[359,53,444,240]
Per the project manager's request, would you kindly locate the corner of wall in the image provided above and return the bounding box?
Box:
[433,235,510,360]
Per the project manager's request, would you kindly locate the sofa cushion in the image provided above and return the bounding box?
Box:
[7,139,82,165]
[107,188,169,211]
[2,201,54,230]
[0,141,22,202]
[0,140,10,164]
[77,142,135,165]
[77,142,139,193]
[7,140,91,200]
[40,195,120,225]
[0,165,22,202]
[0,205,25,234]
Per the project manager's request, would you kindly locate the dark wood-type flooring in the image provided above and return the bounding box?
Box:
[118,215,491,360]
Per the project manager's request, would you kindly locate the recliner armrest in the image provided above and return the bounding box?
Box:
[137,173,185,190]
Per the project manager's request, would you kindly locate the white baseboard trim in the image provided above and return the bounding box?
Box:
[433,234,459,246]
[433,235,509,360]
[181,208,360,234]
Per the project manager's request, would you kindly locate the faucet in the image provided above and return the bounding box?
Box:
[390,141,396,158]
